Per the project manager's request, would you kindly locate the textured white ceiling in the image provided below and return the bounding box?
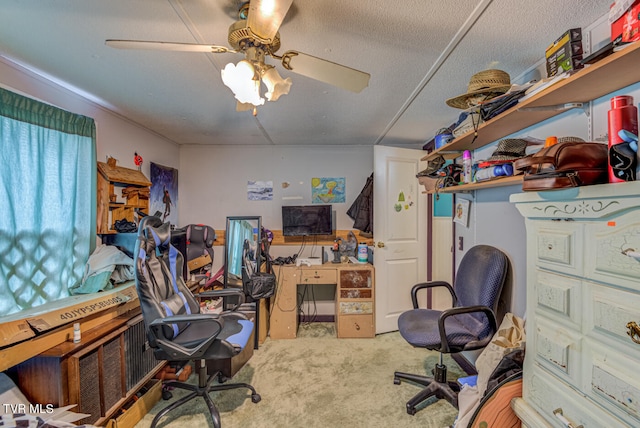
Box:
[0,0,612,147]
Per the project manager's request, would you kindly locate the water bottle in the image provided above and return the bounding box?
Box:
[608,95,638,182]
[463,150,472,184]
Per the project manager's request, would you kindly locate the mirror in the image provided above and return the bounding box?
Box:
[224,216,262,289]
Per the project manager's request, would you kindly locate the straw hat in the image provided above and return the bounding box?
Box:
[446,69,512,109]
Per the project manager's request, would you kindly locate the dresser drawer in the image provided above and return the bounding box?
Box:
[534,269,581,329]
[533,317,580,384]
[336,314,374,338]
[584,339,640,425]
[584,209,640,292]
[298,269,337,284]
[339,269,373,288]
[585,282,640,349]
[533,221,583,276]
[338,301,373,315]
[526,368,629,428]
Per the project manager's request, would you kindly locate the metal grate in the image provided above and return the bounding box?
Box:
[102,337,124,411]
[124,317,158,390]
[77,350,101,425]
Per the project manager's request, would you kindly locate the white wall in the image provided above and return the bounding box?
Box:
[179,144,374,315]
[0,57,180,178]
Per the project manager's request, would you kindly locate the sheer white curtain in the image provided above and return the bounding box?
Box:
[0,88,96,316]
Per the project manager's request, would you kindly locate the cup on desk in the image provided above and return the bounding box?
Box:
[341,255,348,263]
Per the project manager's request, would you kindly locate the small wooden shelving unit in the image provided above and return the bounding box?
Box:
[97,159,151,234]
[421,41,640,194]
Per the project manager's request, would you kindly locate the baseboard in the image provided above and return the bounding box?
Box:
[299,315,335,323]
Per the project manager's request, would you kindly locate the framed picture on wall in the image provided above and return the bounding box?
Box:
[453,198,470,227]
[150,162,178,226]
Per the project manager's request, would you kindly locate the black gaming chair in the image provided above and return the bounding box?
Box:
[134,216,260,428]
[394,244,508,415]
[184,223,216,280]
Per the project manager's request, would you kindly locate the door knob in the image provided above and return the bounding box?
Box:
[377,241,385,248]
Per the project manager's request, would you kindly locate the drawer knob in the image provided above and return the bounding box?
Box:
[553,408,583,428]
[627,321,640,344]
[355,322,360,330]
[547,243,553,250]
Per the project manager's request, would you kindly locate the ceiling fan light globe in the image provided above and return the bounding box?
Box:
[221,62,264,106]
[261,67,292,101]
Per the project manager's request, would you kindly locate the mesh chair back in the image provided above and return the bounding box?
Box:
[454,245,508,337]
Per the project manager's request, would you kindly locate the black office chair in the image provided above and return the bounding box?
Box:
[184,223,216,280]
[134,216,260,428]
[394,244,508,415]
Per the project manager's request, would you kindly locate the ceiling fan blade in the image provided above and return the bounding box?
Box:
[105,39,232,53]
[281,51,370,93]
[247,0,293,43]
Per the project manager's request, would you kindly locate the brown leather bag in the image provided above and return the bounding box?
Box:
[513,141,608,191]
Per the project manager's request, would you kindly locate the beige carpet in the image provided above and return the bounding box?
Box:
[134,323,462,428]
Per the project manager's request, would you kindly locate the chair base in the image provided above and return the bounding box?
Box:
[394,368,460,415]
[152,360,260,428]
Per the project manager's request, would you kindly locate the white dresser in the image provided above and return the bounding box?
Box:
[510,182,640,428]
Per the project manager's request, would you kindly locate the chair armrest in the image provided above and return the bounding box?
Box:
[195,288,246,311]
[437,305,498,353]
[411,281,457,309]
[149,313,224,359]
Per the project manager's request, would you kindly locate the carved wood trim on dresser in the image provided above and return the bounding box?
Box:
[511,181,640,428]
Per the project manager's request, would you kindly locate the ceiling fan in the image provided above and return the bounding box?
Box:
[106,0,370,112]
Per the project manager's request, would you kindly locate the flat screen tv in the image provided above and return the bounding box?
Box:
[282,205,333,236]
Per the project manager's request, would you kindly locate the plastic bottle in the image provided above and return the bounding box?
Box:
[357,243,368,263]
[462,150,472,184]
[474,163,514,182]
[608,95,638,182]
[73,323,81,343]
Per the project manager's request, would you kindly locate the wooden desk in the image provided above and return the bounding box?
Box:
[270,263,375,339]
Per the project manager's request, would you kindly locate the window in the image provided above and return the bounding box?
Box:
[0,88,96,316]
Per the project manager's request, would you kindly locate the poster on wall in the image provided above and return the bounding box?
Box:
[312,177,346,204]
[150,162,178,225]
[248,180,273,201]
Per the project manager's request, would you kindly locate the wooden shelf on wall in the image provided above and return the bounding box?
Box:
[422,41,640,162]
[426,175,523,194]
[211,229,374,247]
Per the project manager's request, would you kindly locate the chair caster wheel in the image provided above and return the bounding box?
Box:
[162,390,173,400]
[406,405,416,416]
[252,394,261,404]
[393,377,401,385]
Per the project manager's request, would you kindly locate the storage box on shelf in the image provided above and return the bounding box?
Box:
[97,159,151,234]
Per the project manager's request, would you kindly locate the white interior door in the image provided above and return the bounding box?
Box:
[373,145,428,333]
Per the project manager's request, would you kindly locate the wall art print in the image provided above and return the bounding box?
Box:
[248,180,273,201]
[150,162,178,225]
[312,177,345,204]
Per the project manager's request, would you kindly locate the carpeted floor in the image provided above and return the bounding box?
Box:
[134,323,462,428]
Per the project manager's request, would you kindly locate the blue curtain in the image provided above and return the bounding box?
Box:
[226,220,254,278]
[0,88,96,316]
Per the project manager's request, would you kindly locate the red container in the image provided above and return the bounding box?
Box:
[607,95,638,182]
